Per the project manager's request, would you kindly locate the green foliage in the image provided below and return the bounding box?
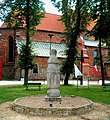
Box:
[89,0,110,40]
[0,0,45,30]
[52,0,110,85]
[88,0,110,85]
[18,42,34,70]
[0,0,45,84]
[52,0,92,85]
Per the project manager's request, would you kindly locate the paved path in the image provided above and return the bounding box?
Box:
[0,80,23,86]
[0,80,105,86]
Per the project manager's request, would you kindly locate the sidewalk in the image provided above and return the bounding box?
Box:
[0,80,105,86]
[0,80,24,86]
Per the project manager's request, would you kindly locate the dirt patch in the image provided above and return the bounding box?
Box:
[12,96,93,116]
[0,97,110,120]
[13,96,92,108]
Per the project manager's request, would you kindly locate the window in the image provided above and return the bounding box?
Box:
[8,36,14,62]
[93,50,98,65]
[33,64,38,73]
[60,39,66,44]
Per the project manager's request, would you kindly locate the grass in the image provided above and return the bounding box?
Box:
[60,85,110,105]
[0,85,47,104]
[0,84,110,105]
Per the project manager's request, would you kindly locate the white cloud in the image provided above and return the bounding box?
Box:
[41,0,61,15]
[0,21,3,27]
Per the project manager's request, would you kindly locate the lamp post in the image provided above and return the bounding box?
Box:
[77,43,83,85]
[48,34,53,51]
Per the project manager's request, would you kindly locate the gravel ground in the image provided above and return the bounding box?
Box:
[0,97,110,120]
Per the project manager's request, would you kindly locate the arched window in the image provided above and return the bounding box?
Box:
[8,36,14,62]
[60,39,66,44]
[93,50,98,65]
[33,64,38,73]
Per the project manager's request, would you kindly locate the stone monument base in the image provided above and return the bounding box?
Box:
[45,95,62,102]
[12,96,93,117]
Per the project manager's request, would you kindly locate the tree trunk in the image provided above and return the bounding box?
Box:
[64,73,70,85]
[24,0,30,85]
[63,0,81,86]
[98,0,105,86]
[24,69,28,85]
[99,37,105,86]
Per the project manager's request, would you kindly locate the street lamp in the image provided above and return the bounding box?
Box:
[48,34,53,51]
[77,42,83,85]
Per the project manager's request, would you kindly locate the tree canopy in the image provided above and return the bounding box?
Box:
[88,0,110,85]
[0,0,44,30]
[52,0,110,85]
[0,0,45,84]
[89,0,110,40]
[18,42,34,70]
[51,0,92,85]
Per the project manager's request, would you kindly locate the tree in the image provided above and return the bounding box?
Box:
[51,0,91,85]
[89,0,110,85]
[0,0,45,85]
[18,42,34,72]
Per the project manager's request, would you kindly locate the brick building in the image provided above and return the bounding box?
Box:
[0,13,109,81]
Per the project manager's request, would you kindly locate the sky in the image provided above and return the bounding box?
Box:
[42,0,61,15]
[0,0,61,27]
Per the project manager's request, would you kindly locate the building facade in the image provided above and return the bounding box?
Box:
[0,13,109,81]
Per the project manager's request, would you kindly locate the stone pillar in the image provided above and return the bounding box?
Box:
[45,49,61,102]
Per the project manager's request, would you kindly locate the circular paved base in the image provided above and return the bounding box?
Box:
[12,96,93,117]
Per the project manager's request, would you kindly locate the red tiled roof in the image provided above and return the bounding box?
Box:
[87,21,95,31]
[37,13,95,32]
[1,13,95,33]
[37,13,65,32]
[1,13,65,32]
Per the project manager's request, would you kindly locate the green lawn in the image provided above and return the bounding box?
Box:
[0,84,110,105]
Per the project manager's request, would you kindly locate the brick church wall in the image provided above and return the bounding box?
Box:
[0,29,15,79]
[0,27,109,81]
[0,28,65,80]
[15,56,64,80]
[31,31,64,43]
[87,46,108,81]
